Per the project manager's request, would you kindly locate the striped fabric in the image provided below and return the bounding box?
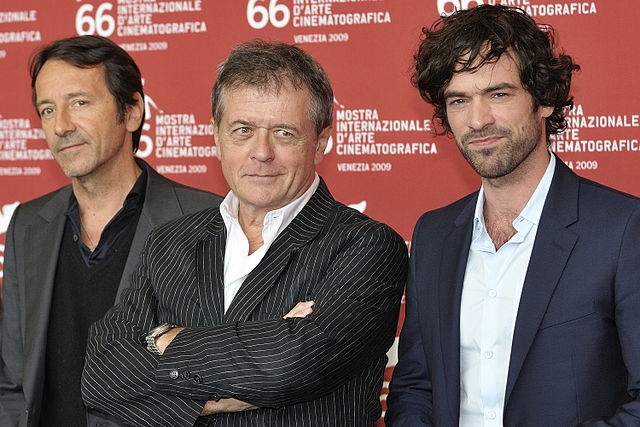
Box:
[82,180,407,427]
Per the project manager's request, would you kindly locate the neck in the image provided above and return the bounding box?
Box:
[72,157,141,248]
[238,209,266,256]
[481,146,550,250]
[482,145,550,223]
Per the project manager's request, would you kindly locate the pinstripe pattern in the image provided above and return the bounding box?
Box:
[82,180,407,426]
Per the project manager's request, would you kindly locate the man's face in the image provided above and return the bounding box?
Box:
[34,60,141,178]
[214,85,329,218]
[444,52,553,179]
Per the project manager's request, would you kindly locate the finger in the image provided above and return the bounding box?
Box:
[283,301,315,318]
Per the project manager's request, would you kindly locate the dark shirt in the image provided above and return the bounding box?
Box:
[42,218,139,426]
[40,167,148,426]
[65,168,147,266]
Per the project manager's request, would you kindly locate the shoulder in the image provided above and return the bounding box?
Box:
[551,158,639,221]
[147,206,220,244]
[166,178,223,206]
[324,201,406,251]
[413,191,478,236]
[577,175,639,212]
[142,160,223,211]
[4,186,70,227]
[571,177,640,240]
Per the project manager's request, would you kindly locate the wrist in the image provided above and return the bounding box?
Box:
[145,323,177,355]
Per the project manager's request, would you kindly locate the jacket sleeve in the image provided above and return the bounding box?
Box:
[579,204,640,425]
[0,205,27,426]
[385,217,434,426]
[82,219,407,426]
[81,226,205,427]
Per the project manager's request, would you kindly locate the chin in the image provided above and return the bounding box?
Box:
[64,165,96,179]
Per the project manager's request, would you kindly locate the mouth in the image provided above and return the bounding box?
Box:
[467,135,503,148]
[57,142,85,153]
[245,172,281,177]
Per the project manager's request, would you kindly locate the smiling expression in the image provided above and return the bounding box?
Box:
[444,52,553,180]
[214,84,329,220]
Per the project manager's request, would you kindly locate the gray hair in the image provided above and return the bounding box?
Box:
[211,40,333,135]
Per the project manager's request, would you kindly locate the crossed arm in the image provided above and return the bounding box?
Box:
[81,222,407,426]
[157,301,315,416]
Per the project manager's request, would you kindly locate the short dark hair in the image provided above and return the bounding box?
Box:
[414,5,579,141]
[211,40,333,135]
[30,35,145,152]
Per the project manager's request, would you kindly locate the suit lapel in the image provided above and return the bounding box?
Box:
[505,160,579,405]
[223,180,334,323]
[439,195,475,424]
[196,216,227,325]
[196,213,227,325]
[117,160,184,300]
[22,187,70,406]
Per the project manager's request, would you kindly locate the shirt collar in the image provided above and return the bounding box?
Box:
[65,166,147,217]
[473,152,556,238]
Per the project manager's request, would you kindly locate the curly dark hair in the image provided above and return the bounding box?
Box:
[414,5,579,141]
[30,35,145,152]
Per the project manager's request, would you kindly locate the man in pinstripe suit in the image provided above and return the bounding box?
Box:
[82,40,407,426]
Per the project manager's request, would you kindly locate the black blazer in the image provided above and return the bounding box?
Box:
[386,159,640,426]
[82,180,408,427]
[0,159,222,427]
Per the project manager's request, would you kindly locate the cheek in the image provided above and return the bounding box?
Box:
[446,111,465,130]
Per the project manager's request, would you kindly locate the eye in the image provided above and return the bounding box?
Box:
[74,100,87,107]
[40,107,54,117]
[230,126,253,138]
[492,92,510,99]
[447,98,466,108]
[275,129,294,138]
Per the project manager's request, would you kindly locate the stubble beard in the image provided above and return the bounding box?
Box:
[457,120,543,180]
[52,132,94,178]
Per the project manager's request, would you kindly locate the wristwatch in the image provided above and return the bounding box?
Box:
[145,323,177,355]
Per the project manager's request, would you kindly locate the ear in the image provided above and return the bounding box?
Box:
[538,104,554,119]
[211,118,221,159]
[125,92,144,132]
[314,127,331,166]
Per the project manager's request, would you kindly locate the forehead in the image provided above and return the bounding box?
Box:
[446,52,523,92]
[219,84,311,123]
[35,60,107,98]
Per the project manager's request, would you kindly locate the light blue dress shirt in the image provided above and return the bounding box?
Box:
[459,154,556,426]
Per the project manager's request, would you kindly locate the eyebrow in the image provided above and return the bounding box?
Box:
[444,82,519,99]
[36,91,92,108]
[228,120,300,132]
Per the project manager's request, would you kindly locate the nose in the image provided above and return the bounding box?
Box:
[54,109,75,137]
[250,129,275,162]
[466,99,495,131]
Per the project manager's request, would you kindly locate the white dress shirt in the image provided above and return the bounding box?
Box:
[219,174,320,313]
[459,154,556,426]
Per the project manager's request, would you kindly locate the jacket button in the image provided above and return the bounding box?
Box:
[169,370,179,379]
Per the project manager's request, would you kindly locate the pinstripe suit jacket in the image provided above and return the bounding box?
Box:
[82,180,407,427]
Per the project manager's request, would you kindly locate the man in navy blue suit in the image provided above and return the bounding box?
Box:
[387,5,640,426]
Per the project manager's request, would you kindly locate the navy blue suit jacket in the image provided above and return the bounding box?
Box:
[387,159,640,426]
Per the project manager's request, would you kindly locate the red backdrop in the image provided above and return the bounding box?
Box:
[1,0,638,421]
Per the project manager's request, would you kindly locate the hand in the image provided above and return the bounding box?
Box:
[283,301,314,319]
[155,327,185,355]
[201,397,258,415]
